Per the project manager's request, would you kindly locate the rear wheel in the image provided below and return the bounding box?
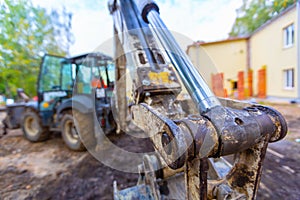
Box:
[22,109,49,142]
[61,112,85,151]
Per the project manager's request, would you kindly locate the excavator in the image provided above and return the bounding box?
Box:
[74,0,288,199]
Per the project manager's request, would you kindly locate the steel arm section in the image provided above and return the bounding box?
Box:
[110,1,288,199]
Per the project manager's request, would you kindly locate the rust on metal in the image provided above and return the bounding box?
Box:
[124,98,287,200]
[109,0,288,199]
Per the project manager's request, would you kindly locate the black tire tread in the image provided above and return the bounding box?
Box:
[61,111,85,151]
[22,109,49,142]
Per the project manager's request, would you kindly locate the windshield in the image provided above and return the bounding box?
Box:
[39,55,66,92]
[75,59,115,94]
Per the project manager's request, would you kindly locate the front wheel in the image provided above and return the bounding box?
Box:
[22,110,49,142]
[61,112,85,151]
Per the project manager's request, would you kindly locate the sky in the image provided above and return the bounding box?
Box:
[32,0,242,56]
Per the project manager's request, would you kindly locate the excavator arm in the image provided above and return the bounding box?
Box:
[109,0,287,199]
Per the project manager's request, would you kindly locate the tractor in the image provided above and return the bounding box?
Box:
[2,52,116,151]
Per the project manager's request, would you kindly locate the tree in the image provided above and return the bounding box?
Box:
[229,0,296,37]
[0,0,74,97]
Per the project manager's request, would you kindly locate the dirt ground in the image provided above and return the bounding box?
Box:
[269,103,300,141]
[0,102,300,200]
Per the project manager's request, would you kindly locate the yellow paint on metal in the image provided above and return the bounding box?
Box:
[148,71,170,84]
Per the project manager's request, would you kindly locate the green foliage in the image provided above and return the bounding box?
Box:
[272,0,297,14]
[230,0,296,37]
[0,0,74,98]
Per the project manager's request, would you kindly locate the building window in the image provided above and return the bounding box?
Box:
[283,24,294,48]
[284,69,294,89]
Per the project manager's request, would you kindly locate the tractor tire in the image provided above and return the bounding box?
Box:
[61,112,85,151]
[22,109,50,142]
[72,110,97,150]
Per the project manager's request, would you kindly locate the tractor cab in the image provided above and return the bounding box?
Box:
[2,52,116,151]
[38,53,114,114]
[36,53,116,150]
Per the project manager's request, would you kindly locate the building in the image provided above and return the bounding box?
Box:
[187,2,300,101]
[187,37,250,98]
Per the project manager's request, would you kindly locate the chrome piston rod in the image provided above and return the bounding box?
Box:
[136,0,220,113]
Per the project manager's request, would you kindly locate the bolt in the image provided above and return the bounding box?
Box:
[170,76,175,81]
[142,80,151,86]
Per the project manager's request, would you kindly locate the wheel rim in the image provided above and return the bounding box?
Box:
[64,119,79,144]
[24,116,39,137]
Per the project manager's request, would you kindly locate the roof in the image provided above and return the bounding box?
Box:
[189,36,249,48]
[68,52,113,64]
[70,52,112,61]
[186,37,249,53]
